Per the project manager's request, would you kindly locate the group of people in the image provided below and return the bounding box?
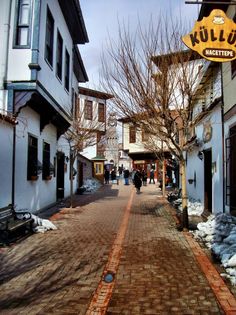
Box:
[132,169,154,194]
[104,167,156,194]
[104,168,116,184]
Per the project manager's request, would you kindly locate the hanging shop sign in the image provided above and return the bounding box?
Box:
[134,160,145,164]
[202,120,212,143]
[182,9,236,62]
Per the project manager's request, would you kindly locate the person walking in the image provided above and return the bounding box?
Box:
[111,169,117,184]
[104,169,110,184]
[141,169,147,186]
[131,169,136,184]
[123,168,130,185]
[149,169,155,184]
[133,169,142,194]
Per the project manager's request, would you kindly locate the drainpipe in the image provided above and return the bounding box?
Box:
[0,0,12,112]
[29,0,41,80]
[0,1,14,204]
[12,121,16,206]
[220,64,225,213]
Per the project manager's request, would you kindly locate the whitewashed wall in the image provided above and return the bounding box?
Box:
[123,123,162,153]
[186,105,223,213]
[224,115,236,214]
[0,121,13,207]
[222,5,236,115]
[14,107,57,212]
[7,0,32,82]
[79,95,106,132]
[37,0,74,114]
[79,93,107,160]
[14,106,78,212]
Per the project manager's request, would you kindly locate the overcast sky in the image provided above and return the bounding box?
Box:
[79,0,200,90]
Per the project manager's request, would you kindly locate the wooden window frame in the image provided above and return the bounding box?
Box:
[64,48,70,91]
[84,100,93,120]
[129,126,136,143]
[98,103,105,122]
[45,6,54,67]
[75,95,80,119]
[42,141,50,180]
[56,30,63,80]
[27,135,38,180]
[95,163,103,175]
[142,129,149,142]
[14,0,32,48]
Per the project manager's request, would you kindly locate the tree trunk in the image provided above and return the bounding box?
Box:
[70,152,74,208]
[162,159,166,197]
[180,159,188,230]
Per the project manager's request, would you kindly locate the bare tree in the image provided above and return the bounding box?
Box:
[63,104,104,208]
[101,14,211,229]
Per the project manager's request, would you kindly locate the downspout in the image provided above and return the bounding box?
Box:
[0,0,12,111]
[12,119,16,205]
[0,0,15,205]
[29,0,41,80]
[220,63,225,213]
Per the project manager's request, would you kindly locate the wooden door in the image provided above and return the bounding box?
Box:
[56,152,65,199]
[204,149,212,212]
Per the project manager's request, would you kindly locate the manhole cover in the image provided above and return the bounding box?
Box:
[103,272,115,283]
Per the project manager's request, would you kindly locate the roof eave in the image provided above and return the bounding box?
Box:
[79,87,113,100]
[58,0,89,44]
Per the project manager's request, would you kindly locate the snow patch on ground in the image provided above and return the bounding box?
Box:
[81,178,101,193]
[192,213,236,286]
[177,199,204,216]
[31,215,57,233]
[16,213,57,233]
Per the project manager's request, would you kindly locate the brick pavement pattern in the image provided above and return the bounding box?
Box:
[0,182,233,314]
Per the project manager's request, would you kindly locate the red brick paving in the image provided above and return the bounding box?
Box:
[0,183,235,314]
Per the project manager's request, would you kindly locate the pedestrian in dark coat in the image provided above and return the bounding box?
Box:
[149,169,155,184]
[111,169,116,184]
[104,169,110,184]
[133,170,142,194]
[141,169,147,186]
[123,169,130,185]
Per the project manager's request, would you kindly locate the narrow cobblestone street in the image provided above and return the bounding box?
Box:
[0,183,235,314]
